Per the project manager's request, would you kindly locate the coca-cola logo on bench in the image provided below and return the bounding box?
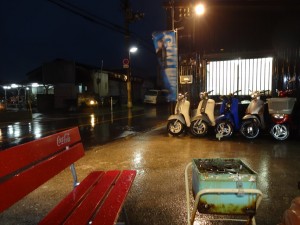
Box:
[57,132,71,147]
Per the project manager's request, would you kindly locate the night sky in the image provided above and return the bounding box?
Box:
[0,0,166,83]
[1,0,300,83]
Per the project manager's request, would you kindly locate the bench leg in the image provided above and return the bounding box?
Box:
[116,207,130,225]
[70,164,80,188]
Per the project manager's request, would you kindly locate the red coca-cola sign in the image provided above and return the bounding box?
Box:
[57,132,71,147]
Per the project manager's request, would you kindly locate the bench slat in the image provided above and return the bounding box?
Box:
[39,171,105,225]
[1,127,136,225]
[0,143,84,213]
[92,170,137,225]
[63,170,121,225]
[0,127,81,177]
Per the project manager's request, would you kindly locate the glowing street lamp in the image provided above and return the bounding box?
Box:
[127,46,138,108]
[129,47,138,53]
[195,3,205,16]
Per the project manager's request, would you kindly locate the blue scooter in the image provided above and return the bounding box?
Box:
[215,90,240,139]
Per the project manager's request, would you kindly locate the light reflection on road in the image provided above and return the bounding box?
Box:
[0,106,169,150]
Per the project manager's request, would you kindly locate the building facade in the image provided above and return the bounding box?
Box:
[26,59,146,111]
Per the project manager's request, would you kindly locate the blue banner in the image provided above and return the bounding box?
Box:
[152,30,178,101]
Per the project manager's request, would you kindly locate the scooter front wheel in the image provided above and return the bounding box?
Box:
[215,121,233,138]
[167,119,184,136]
[190,120,208,137]
[240,120,260,139]
[270,124,289,141]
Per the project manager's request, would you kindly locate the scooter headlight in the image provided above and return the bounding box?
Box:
[272,114,285,119]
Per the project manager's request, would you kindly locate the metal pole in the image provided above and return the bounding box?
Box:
[237,64,240,94]
[24,87,27,105]
[98,60,103,101]
[176,29,179,100]
[110,96,113,111]
[4,89,6,108]
[127,51,133,108]
[170,2,177,115]
[171,0,175,30]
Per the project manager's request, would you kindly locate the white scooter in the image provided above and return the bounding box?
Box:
[167,92,191,136]
[190,91,215,137]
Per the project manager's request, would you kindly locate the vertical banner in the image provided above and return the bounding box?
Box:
[152,30,178,101]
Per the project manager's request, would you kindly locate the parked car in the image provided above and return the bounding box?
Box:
[78,93,98,107]
[144,89,169,104]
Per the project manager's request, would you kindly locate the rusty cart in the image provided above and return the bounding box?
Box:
[185,158,263,225]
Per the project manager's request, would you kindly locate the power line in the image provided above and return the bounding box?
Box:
[46,0,154,53]
[47,0,127,35]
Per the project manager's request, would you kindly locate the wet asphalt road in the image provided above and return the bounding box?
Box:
[1,123,299,225]
[0,105,169,150]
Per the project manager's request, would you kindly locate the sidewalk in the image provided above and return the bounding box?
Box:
[1,126,299,224]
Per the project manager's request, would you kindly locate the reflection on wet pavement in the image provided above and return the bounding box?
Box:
[88,129,300,225]
[0,124,300,225]
[1,104,300,225]
[0,105,169,150]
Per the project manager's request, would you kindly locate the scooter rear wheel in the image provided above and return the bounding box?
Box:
[215,121,233,138]
[190,120,208,137]
[270,124,289,141]
[167,119,184,136]
[240,120,260,139]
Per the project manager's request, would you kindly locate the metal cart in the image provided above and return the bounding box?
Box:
[185,159,263,225]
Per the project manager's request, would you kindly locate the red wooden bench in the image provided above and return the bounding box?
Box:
[0,127,136,225]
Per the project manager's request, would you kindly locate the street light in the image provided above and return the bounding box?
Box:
[167,2,206,111]
[195,3,205,16]
[127,46,138,108]
[192,3,205,47]
[129,47,138,53]
[192,3,205,107]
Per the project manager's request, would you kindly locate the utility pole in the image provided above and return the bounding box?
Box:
[121,0,144,108]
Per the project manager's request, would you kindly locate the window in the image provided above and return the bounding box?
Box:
[206,57,273,95]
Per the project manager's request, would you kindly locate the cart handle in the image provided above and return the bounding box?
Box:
[185,162,193,225]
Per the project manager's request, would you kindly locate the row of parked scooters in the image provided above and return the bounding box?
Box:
[167,89,297,141]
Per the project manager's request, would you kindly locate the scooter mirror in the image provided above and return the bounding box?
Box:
[199,92,204,99]
[200,92,208,99]
[178,93,184,101]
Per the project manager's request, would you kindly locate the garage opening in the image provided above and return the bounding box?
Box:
[206,57,273,95]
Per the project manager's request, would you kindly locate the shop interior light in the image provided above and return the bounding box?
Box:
[11,84,19,88]
[31,83,39,87]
